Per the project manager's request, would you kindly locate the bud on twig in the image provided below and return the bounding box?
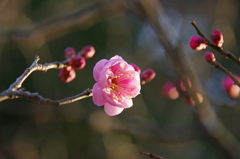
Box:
[189,36,208,50]
[141,69,156,84]
[67,55,86,70]
[81,45,95,59]
[204,51,216,62]
[65,47,76,59]
[211,30,224,47]
[58,66,76,83]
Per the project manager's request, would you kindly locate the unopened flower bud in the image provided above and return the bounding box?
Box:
[130,63,141,74]
[67,55,86,70]
[178,78,192,92]
[65,47,76,59]
[141,69,156,84]
[162,82,179,100]
[204,51,216,62]
[222,75,240,90]
[189,36,208,50]
[59,66,76,83]
[81,45,95,59]
[228,85,240,98]
[211,30,224,47]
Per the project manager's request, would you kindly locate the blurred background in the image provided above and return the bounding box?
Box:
[0,0,240,158]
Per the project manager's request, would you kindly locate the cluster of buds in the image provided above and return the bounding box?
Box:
[189,30,224,51]
[189,30,224,62]
[162,78,203,106]
[59,45,95,83]
[222,75,240,99]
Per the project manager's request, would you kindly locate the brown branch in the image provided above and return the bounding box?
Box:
[191,21,240,64]
[0,56,92,106]
[140,152,166,159]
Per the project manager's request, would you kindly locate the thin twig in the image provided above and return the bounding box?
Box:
[191,21,240,64]
[207,60,240,87]
[140,152,166,159]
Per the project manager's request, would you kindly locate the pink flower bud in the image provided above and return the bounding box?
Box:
[162,82,179,100]
[212,30,224,47]
[67,55,86,70]
[227,85,240,99]
[130,63,141,74]
[58,66,76,83]
[141,69,156,83]
[81,45,95,59]
[178,78,191,92]
[189,36,208,50]
[222,75,240,91]
[65,47,76,59]
[204,51,216,61]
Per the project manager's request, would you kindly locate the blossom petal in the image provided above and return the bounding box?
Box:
[93,59,108,81]
[104,103,124,116]
[110,55,123,60]
[92,83,105,106]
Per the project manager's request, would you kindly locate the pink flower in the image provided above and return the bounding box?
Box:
[92,55,141,116]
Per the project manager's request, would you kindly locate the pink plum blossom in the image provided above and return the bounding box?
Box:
[92,55,141,116]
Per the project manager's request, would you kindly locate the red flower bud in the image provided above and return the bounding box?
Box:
[204,51,216,62]
[162,82,179,100]
[58,67,76,83]
[130,63,141,74]
[141,69,156,83]
[189,36,208,50]
[211,30,224,47]
[65,47,76,59]
[67,55,86,70]
[81,45,95,59]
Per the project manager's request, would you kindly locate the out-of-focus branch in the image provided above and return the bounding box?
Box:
[0,56,92,106]
[130,0,240,158]
[1,0,127,44]
[140,151,166,159]
[191,21,240,65]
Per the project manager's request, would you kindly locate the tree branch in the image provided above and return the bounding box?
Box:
[0,56,92,106]
[191,21,240,64]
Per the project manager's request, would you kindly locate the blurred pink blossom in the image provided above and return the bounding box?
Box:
[92,55,141,116]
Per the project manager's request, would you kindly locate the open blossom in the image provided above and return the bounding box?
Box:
[92,55,141,116]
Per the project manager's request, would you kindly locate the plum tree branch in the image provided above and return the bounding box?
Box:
[0,56,92,106]
[191,21,240,64]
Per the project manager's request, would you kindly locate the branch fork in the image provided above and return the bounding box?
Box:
[0,55,92,106]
